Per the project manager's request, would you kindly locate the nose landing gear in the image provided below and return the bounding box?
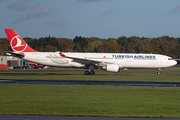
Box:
[157,68,161,75]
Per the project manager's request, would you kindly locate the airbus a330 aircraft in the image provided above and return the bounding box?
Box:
[4,29,177,75]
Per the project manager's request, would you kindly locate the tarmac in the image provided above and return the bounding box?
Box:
[0,79,180,87]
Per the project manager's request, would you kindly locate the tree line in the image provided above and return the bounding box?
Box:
[1,35,180,58]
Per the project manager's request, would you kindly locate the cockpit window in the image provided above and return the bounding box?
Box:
[168,57,173,60]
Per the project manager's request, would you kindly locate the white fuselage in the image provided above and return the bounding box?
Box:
[4,29,177,73]
[22,52,177,69]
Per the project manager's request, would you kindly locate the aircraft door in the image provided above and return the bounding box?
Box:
[155,56,164,68]
[159,56,164,64]
[36,53,41,60]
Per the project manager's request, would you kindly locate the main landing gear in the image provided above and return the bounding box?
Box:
[84,70,95,75]
[84,65,95,75]
[157,68,161,75]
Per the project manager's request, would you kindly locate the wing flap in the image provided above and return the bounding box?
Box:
[59,52,109,66]
[67,56,102,65]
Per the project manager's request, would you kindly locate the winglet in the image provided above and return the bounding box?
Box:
[59,52,66,57]
[4,29,38,52]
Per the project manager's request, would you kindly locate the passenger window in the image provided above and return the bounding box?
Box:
[168,58,173,60]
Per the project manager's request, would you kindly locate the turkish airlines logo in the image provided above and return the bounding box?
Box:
[11,35,27,52]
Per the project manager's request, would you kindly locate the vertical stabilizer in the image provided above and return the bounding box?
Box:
[4,29,38,52]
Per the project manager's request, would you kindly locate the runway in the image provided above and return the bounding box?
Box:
[0,79,180,86]
[1,115,180,120]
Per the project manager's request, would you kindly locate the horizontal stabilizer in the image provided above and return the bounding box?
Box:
[6,51,25,59]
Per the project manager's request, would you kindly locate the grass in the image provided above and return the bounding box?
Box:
[0,68,180,118]
[0,67,180,82]
[0,84,180,118]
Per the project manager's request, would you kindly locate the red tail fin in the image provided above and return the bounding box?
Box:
[4,29,38,52]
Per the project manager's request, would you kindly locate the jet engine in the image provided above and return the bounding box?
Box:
[102,64,120,72]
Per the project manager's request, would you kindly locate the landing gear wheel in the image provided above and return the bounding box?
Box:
[90,71,95,75]
[84,71,89,75]
[85,65,95,75]
[84,70,95,75]
[157,72,160,75]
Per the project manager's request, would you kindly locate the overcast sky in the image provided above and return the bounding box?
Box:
[1,0,180,39]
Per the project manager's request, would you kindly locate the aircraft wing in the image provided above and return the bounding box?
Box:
[59,52,110,66]
[67,56,102,65]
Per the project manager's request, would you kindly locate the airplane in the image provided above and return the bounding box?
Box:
[4,29,177,75]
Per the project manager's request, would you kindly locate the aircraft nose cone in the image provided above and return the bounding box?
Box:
[173,60,177,66]
[173,60,177,65]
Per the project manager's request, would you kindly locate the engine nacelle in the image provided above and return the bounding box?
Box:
[102,64,120,72]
